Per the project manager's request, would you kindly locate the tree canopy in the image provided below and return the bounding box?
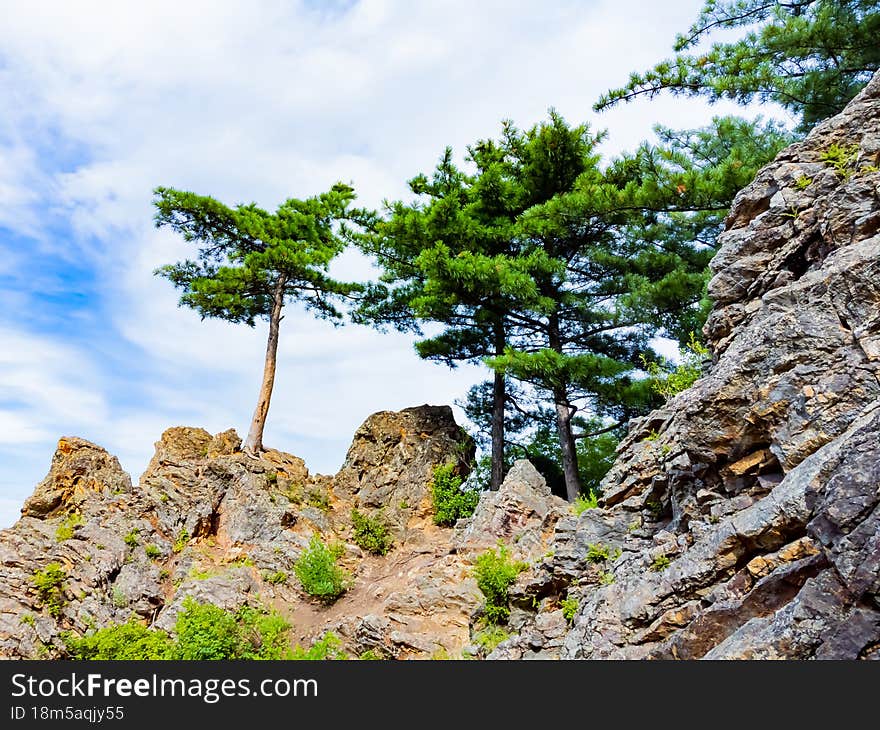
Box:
[596,0,880,131]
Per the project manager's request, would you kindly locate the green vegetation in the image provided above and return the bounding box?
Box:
[20,613,36,627]
[820,142,878,180]
[586,543,611,563]
[473,544,527,624]
[31,563,67,619]
[306,488,331,512]
[350,508,393,556]
[55,513,83,542]
[188,566,213,581]
[572,491,599,515]
[154,183,367,454]
[642,332,709,399]
[123,529,140,548]
[262,570,288,585]
[561,596,578,623]
[293,536,349,602]
[65,599,292,660]
[599,571,616,586]
[289,632,348,660]
[472,625,510,653]
[144,544,162,560]
[111,588,128,608]
[651,555,672,572]
[172,528,189,554]
[795,176,813,191]
[597,0,880,132]
[431,463,480,527]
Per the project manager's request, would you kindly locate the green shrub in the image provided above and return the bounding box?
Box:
[473,544,527,624]
[173,599,291,660]
[262,570,288,585]
[172,528,189,553]
[289,632,348,660]
[561,596,578,623]
[359,649,381,660]
[642,332,709,399]
[124,528,140,548]
[111,588,128,608]
[306,488,331,512]
[431,463,480,527]
[350,509,393,555]
[651,555,672,572]
[144,544,162,560]
[55,513,83,542]
[599,571,616,585]
[572,492,599,515]
[31,563,67,618]
[65,600,291,660]
[294,536,349,602]
[473,625,510,653]
[64,619,173,660]
[586,543,610,563]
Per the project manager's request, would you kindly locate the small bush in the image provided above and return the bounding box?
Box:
[651,555,672,572]
[65,619,173,660]
[111,588,128,608]
[66,600,291,660]
[306,488,331,512]
[642,332,709,400]
[586,543,610,563]
[294,536,349,602]
[473,544,527,624]
[572,492,599,515]
[350,509,393,555]
[55,513,83,542]
[262,570,288,585]
[561,596,578,623]
[289,632,348,660]
[431,463,480,527]
[172,528,190,553]
[124,529,140,548]
[473,625,510,653]
[599,571,616,585]
[31,563,67,618]
[144,544,162,560]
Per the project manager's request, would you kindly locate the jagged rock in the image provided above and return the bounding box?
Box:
[492,69,880,661]
[334,404,475,538]
[22,437,131,518]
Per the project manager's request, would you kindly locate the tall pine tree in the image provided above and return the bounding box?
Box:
[154,183,362,454]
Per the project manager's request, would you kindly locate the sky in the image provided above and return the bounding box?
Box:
[0,0,786,528]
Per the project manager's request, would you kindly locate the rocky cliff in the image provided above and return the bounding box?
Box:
[492,69,880,660]
[2,72,879,661]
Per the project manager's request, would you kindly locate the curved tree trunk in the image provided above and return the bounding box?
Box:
[548,311,582,501]
[243,277,286,454]
[490,322,506,491]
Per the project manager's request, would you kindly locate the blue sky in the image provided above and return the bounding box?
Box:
[0,0,785,527]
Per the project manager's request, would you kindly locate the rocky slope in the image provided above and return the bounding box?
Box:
[491,69,880,660]
[0,406,565,659]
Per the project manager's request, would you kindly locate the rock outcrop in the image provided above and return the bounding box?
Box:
[0,406,561,659]
[491,70,880,660]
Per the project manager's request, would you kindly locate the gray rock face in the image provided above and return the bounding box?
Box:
[492,70,880,661]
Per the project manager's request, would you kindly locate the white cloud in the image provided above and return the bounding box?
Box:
[0,0,787,527]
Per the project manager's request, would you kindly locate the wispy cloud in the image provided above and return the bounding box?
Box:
[0,0,779,527]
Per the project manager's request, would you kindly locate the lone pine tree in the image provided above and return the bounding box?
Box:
[154,183,361,454]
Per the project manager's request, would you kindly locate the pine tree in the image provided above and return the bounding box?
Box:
[355,144,553,491]
[596,0,880,131]
[153,183,362,454]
